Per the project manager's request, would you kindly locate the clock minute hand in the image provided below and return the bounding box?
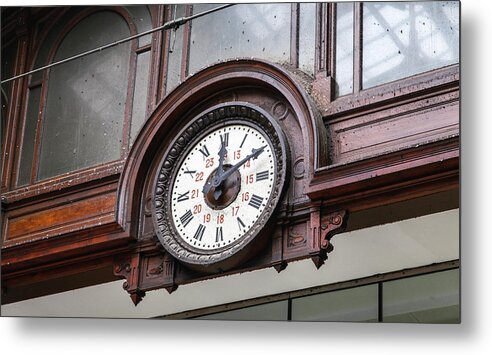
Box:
[216,145,267,182]
[202,145,267,195]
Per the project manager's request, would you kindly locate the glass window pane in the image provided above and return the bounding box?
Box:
[125,5,153,47]
[299,3,316,76]
[188,3,291,75]
[166,4,186,94]
[383,269,460,324]
[38,11,130,180]
[363,1,459,88]
[292,284,378,322]
[1,40,18,98]
[335,2,354,97]
[17,87,41,186]
[130,50,150,146]
[31,7,82,83]
[195,300,288,321]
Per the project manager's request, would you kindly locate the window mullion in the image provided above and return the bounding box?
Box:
[180,4,193,81]
[290,3,299,68]
[315,2,328,76]
[353,2,363,94]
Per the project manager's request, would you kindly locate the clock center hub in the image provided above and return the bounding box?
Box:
[204,164,241,210]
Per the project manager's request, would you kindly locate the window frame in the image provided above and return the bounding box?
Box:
[163,3,303,96]
[5,6,156,194]
[324,2,459,117]
[159,260,459,321]
[158,2,459,114]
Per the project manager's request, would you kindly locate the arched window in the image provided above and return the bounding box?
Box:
[16,6,152,186]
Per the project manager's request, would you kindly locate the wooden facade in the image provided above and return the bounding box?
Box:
[0,4,459,307]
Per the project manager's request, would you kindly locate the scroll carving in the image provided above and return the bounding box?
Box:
[288,234,306,247]
[309,208,348,269]
[113,254,146,306]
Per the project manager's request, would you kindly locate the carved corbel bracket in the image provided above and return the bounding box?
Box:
[113,249,180,306]
[309,207,348,269]
[140,252,178,294]
[113,254,146,306]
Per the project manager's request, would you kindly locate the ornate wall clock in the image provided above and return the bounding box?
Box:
[152,103,289,272]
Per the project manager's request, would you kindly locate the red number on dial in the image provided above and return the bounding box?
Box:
[205,157,214,168]
[195,172,204,181]
[191,189,199,199]
[245,174,254,184]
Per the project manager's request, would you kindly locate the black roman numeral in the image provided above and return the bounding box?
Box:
[248,194,264,209]
[237,217,246,230]
[240,133,248,148]
[177,191,190,202]
[180,210,193,228]
[184,168,196,178]
[256,170,269,181]
[199,145,210,158]
[193,224,206,241]
[216,226,223,242]
[220,133,229,147]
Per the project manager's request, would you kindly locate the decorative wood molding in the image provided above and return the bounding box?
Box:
[2,160,124,205]
[117,59,327,240]
[114,254,145,306]
[152,103,289,271]
[308,206,348,269]
[307,136,459,203]
[322,64,459,119]
[140,252,178,294]
[0,18,460,306]
[114,250,179,305]
[2,179,120,248]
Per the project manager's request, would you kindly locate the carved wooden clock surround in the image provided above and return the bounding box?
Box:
[152,103,289,272]
[114,60,348,305]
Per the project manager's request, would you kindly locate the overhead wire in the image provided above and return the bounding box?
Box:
[1,4,235,85]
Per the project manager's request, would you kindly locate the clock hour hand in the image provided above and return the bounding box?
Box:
[217,141,227,175]
[202,141,227,195]
[213,141,228,199]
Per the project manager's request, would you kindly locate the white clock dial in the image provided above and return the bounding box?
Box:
[170,124,276,250]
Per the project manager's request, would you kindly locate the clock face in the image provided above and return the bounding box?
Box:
[153,103,288,270]
[170,124,275,251]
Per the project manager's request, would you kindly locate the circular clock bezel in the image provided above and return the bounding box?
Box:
[152,102,289,269]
